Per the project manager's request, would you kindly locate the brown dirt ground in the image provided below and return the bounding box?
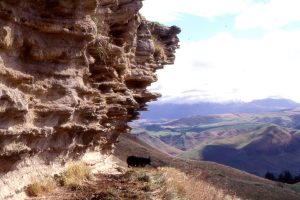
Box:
[27,169,155,200]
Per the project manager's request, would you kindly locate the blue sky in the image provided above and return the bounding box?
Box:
[165,14,236,41]
[141,0,300,103]
[164,14,269,41]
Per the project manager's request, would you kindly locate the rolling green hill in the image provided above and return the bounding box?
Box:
[132,110,300,176]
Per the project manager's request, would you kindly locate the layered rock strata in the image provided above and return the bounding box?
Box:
[0,0,180,198]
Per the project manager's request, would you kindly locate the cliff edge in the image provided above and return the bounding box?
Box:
[0,0,180,198]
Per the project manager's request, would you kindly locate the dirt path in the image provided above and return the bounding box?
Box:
[27,169,157,200]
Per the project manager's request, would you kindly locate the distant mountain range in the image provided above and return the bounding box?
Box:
[141,98,300,120]
[133,109,300,176]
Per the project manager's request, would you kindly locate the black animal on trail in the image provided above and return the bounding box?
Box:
[127,156,151,167]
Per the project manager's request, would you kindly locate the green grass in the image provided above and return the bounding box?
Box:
[147,130,181,137]
[179,144,208,160]
[144,121,269,157]
[289,183,300,193]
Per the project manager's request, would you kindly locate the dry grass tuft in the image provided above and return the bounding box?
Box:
[90,14,109,36]
[155,167,239,200]
[61,162,92,189]
[152,36,166,60]
[26,177,57,197]
[137,171,150,182]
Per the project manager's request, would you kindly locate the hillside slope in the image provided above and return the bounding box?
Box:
[133,111,300,176]
[26,133,300,200]
[114,134,300,200]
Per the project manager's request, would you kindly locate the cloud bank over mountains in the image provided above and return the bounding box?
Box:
[141,0,300,103]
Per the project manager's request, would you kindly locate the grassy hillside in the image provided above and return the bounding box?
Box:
[135,132,183,156]
[29,133,300,200]
[133,110,300,176]
[114,133,300,200]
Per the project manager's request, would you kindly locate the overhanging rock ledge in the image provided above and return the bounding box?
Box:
[0,0,180,199]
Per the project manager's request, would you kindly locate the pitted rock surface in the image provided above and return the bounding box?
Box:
[0,0,180,176]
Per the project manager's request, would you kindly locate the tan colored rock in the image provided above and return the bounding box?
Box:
[0,0,180,198]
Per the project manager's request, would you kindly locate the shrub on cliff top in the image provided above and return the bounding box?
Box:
[152,36,166,60]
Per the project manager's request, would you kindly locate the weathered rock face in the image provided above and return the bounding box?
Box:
[0,0,179,196]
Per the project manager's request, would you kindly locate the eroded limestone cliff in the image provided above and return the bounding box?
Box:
[0,0,180,198]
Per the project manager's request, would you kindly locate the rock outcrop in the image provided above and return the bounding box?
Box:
[0,0,180,198]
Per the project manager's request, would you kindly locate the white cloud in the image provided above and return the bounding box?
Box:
[141,0,300,103]
[141,0,300,30]
[140,0,250,22]
[235,0,300,30]
[150,30,300,103]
